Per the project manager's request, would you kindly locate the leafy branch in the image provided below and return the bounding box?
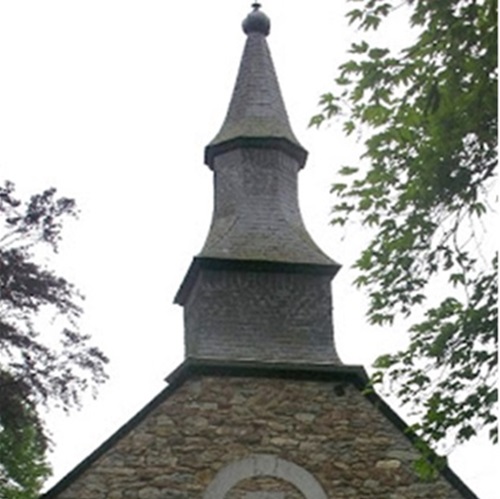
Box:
[313,0,497,467]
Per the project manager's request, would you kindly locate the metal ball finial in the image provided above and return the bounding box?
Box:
[242,3,270,36]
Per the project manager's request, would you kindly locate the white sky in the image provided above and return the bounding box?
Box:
[0,1,496,497]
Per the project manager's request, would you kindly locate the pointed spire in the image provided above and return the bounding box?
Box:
[197,3,339,267]
[205,3,307,168]
[175,6,342,366]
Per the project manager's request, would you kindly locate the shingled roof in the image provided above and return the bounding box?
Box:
[205,3,307,169]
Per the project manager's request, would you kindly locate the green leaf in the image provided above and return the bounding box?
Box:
[368,48,390,59]
[349,40,370,54]
[470,202,487,216]
[373,354,396,369]
[449,273,465,286]
[362,14,382,31]
[343,120,356,135]
[346,8,363,25]
[309,114,325,128]
[330,182,348,194]
[339,166,359,176]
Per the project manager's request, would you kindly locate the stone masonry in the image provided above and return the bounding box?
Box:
[51,372,465,499]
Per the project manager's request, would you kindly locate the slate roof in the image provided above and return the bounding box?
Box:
[205,4,307,168]
[189,4,339,270]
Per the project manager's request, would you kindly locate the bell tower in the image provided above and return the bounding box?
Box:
[175,3,341,365]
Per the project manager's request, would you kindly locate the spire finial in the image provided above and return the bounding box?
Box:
[242,2,270,36]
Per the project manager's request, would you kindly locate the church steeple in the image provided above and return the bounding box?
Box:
[176,4,342,366]
[205,3,306,169]
[199,4,337,267]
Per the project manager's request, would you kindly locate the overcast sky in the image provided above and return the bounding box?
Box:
[0,2,496,497]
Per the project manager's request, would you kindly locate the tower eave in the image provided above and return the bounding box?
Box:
[204,136,308,169]
[174,256,341,306]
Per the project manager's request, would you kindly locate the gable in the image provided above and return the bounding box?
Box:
[42,361,476,499]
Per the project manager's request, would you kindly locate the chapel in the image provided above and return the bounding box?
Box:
[42,4,478,498]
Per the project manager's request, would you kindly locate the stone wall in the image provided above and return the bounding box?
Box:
[54,375,464,499]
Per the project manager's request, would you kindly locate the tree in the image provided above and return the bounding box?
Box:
[0,181,108,497]
[312,0,497,473]
[0,371,49,499]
